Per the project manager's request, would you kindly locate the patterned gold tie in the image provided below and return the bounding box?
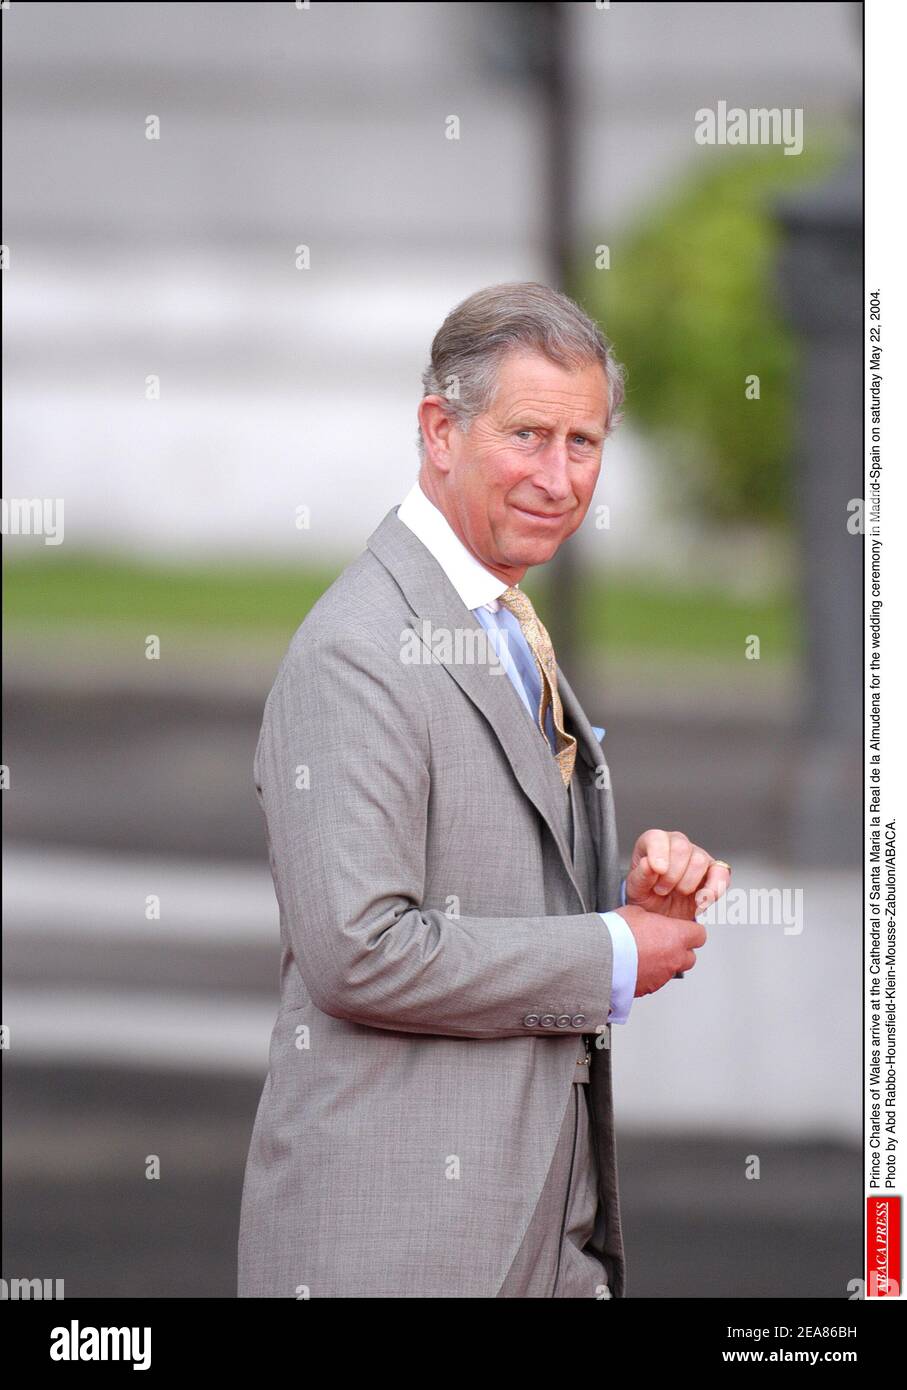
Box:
[498,586,577,786]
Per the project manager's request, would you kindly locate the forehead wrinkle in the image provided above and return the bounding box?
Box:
[496,391,608,433]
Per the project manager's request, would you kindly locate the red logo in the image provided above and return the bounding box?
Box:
[866,1197,901,1297]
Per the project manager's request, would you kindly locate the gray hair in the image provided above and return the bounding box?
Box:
[416,281,625,459]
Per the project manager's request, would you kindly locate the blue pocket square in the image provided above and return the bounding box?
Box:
[591,725,605,741]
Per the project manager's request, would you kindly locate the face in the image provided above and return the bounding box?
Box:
[418,349,609,584]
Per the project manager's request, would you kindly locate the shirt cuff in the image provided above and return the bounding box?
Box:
[599,910,638,1024]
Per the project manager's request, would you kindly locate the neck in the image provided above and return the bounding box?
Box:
[416,470,528,585]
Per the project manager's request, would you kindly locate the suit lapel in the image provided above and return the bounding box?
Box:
[558,668,610,914]
[367,506,591,905]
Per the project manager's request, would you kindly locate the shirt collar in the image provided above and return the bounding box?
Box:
[396,480,513,612]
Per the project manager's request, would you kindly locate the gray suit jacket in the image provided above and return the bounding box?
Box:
[237,505,627,1298]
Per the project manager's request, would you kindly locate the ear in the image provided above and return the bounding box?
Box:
[418,396,456,473]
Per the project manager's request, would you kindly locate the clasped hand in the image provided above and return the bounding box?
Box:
[617,829,732,996]
[625,827,730,919]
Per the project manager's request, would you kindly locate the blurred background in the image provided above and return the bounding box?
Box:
[3,1,863,1297]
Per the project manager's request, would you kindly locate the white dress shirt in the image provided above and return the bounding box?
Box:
[396,480,637,1023]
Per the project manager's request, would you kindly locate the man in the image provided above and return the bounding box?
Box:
[237,282,729,1298]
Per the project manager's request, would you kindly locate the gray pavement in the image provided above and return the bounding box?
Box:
[2,1062,860,1299]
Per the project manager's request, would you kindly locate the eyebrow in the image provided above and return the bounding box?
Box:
[507,417,604,439]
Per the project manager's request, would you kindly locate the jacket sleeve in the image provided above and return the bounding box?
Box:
[255,626,615,1039]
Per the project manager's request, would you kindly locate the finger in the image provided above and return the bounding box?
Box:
[694,885,713,916]
[638,829,671,876]
[695,863,731,913]
[654,831,692,895]
[626,854,661,898]
[676,847,712,898]
[686,919,707,950]
[705,862,732,900]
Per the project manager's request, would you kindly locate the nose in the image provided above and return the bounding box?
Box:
[531,440,574,502]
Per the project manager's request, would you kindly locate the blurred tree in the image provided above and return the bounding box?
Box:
[578,144,841,523]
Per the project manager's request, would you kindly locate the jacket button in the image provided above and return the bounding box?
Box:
[539,1013,556,1028]
[572,1014,587,1027]
[555,1014,572,1028]
[523,1013,540,1027]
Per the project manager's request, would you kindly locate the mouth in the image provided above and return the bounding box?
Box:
[511,504,571,525]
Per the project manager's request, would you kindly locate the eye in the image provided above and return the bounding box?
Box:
[514,429,534,440]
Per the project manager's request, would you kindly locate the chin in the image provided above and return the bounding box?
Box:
[509,536,562,568]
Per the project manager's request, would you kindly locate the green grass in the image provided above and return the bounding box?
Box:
[578,577,795,661]
[3,553,796,662]
[3,554,339,634]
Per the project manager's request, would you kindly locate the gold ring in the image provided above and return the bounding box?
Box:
[712,859,732,871]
